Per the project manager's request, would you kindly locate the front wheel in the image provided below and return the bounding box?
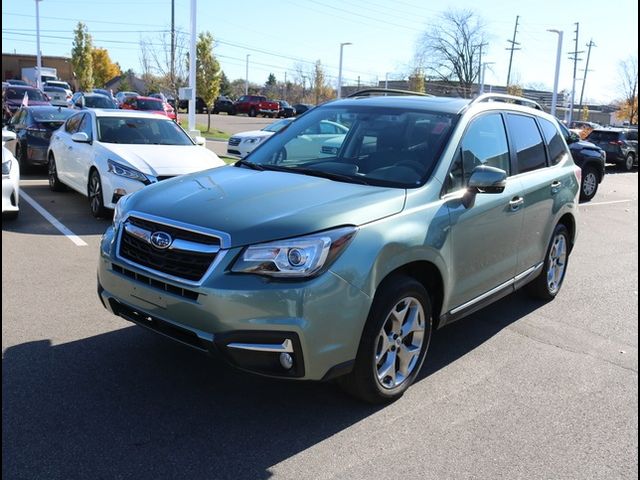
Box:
[249,108,257,117]
[338,275,432,404]
[621,153,635,172]
[526,224,570,300]
[579,167,598,202]
[88,170,108,218]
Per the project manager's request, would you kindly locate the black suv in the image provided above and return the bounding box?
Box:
[586,127,638,171]
[559,123,606,201]
[178,96,208,114]
[212,96,234,114]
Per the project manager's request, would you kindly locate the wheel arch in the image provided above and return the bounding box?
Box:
[557,212,576,252]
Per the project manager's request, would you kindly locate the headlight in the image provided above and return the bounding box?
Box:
[232,226,357,278]
[112,193,130,228]
[244,137,265,144]
[1,160,11,175]
[108,159,149,184]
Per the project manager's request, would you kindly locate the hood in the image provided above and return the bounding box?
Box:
[124,165,406,247]
[230,130,273,139]
[102,143,225,176]
[570,139,602,151]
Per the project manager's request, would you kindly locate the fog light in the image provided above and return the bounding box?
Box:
[279,352,293,370]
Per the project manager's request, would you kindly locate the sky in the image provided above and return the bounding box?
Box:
[2,0,638,103]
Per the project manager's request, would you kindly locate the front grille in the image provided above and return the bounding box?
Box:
[112,264,199,301]
[119,216,220,282]
[228,137,241,146]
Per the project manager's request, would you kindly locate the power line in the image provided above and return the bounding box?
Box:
[505,15,521,86]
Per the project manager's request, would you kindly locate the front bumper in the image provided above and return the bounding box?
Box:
[98,226,371,380]
[2,168,20,213]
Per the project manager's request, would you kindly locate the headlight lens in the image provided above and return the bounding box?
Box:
[232,226,357,278]
[2,160,11,175]
[108,159,149,184]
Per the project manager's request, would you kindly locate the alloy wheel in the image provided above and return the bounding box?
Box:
[582,172,597,198]
[546,233,567,294]
[89,173,102,216]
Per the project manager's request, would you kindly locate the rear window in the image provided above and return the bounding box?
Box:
[587,130,620,142]
[5,88,46,101]
[507,114,547,173]
[85,96,115,108]
[136,99,164,110]
[32,109,75,122]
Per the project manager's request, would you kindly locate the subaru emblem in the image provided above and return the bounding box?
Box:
[150,231,172,250]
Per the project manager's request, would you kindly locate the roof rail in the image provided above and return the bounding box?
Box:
[469,93,543,111]
[347,88,433,98]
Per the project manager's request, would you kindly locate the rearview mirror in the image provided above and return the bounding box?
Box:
[71,132,91,143]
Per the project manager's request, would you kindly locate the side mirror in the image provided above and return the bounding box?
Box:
[71,132,90,143]
[2,129,17,142]
[194,136,206,146]
[468,165,507,193]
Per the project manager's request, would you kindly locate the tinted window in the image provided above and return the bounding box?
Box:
[32,108,75,122]
[626,130,638,141]
[78,114,93,139]
[136,99,164,110]
[507,114,547,173]
[5,88,46,101]
[447,113,510,192]
[65,114,83,133]
[586,130,619,142]
[97,117,193,145]
[539,117,567,165]
[85,96,115,109]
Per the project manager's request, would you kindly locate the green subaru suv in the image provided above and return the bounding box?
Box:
[97,91,580,403]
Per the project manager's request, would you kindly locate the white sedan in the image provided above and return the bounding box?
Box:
[2,129,20,219]
[227,118,349,160]
[48,109,225,217]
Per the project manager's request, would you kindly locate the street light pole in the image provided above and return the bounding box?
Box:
[245,54,250,95]
[35,0,43,90]
[337,42,351,99]
[480,62,495,94]
[187,0,196,133]
[547,29,563,118]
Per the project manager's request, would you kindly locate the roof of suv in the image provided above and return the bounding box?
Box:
[336,95,470,114]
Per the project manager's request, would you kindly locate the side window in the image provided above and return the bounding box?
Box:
[507,114,547,173]
[237,96,246,103]
[65,114,82,133]
[78,114,93,139]
[539,118,567,165]
[446,113,510,192]
[626,130,638,141]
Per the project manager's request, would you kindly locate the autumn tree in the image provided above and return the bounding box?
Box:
[91,48,121,87]
[219,71,232,97]
[195,32,221,131]
[408,69,425,93]
[415,9,487,98]
[309,60,333,104]
[616,56,638,125]
[71,22,94,90]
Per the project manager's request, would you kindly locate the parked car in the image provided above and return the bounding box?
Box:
[227,118,294,157]
[97,92,580,403]
[6,79,28,86]
[2,86,51,122]
[2,129,19,219]
[212,96,234,114]
[70,92,118,110]
[568,121,600,140]
[559,123,605,201]
[47,110,225,217]
[43,86,71,107]
[292,103,314,116]
[92,88,116,100]
[6,105,75,169]
[586,127,638,171]
[178,96,208,114]
[232,95,280,117]
[277,100,295,118]
[115,91,139,107]
[44,80,73,98]
[149,93,177,110]
[121,96,177,121]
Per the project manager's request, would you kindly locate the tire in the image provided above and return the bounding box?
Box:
[3,210,19,221]
[229,108,237,116]
[579,166,598,202]
[88,169,108,218]
[15,142,30,172]
[249,107,257,117]
[338,275,433,404]
[48,154,66,192]
[621,152,635,172]
[213,109,219,115]
[526,223,570,301]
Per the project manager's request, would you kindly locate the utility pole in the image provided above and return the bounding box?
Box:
[567,22,583,125]
[170,0,175,98]
[578,39,596,110]
[35,0,42,90]
[477,41,488,94]
[244,54,250,95]
[357,76,360,89]
[505,15,521,87]
[283,71,287,100]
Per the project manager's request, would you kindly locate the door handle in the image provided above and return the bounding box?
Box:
[550,180,562,193]
[509,196,524,211]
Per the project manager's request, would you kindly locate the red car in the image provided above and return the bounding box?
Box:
[120,96,177,121]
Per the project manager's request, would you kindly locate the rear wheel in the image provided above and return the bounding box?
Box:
[526,224,570,300]
[621,152,635,172]
[15,142,30,172]
[579,166,598,202]
[338,275,432,404]
[249,107,257,117]
[48,154,66,192]
[88,169,108,218]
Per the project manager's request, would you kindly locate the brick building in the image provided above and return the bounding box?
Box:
[2,53,76,88]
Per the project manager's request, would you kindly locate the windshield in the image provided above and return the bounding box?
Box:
[97,117,194,145]
[262,119,293,133]
[85,96,116,108]
[247,105,458,188]
[32,108,75,122]
[5,88,46,101]
[137,99,164,110]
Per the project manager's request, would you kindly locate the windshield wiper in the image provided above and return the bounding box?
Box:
[235,159,265,171]
[287,166,371,185]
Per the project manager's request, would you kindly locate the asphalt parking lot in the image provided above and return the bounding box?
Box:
[2,166,638,479]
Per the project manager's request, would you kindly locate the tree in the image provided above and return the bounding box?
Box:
[408,69,425,93]
[264,73,278,99]
[506,84,523,97]
[219,71,232,97]
[195,32,221,131]
[309,60,333,104]
[616,56,638,125]
[415,9,487,98]
[580,105,590,122]
[91,48,121,87]
[71,22,94,90]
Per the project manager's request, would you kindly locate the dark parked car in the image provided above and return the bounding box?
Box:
[292,103,314,116]
[586,127,638,171]
[3,86,51,122]
[178,96,208,114]
[70,92,118,109]
[212,96,234,114]
[277,100,295,118]
[559,123,605,201]
[6,79,28,86]
[5,105,75,169]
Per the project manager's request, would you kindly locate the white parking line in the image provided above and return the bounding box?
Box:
[580,199,633,207]
[19,191,88,247]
